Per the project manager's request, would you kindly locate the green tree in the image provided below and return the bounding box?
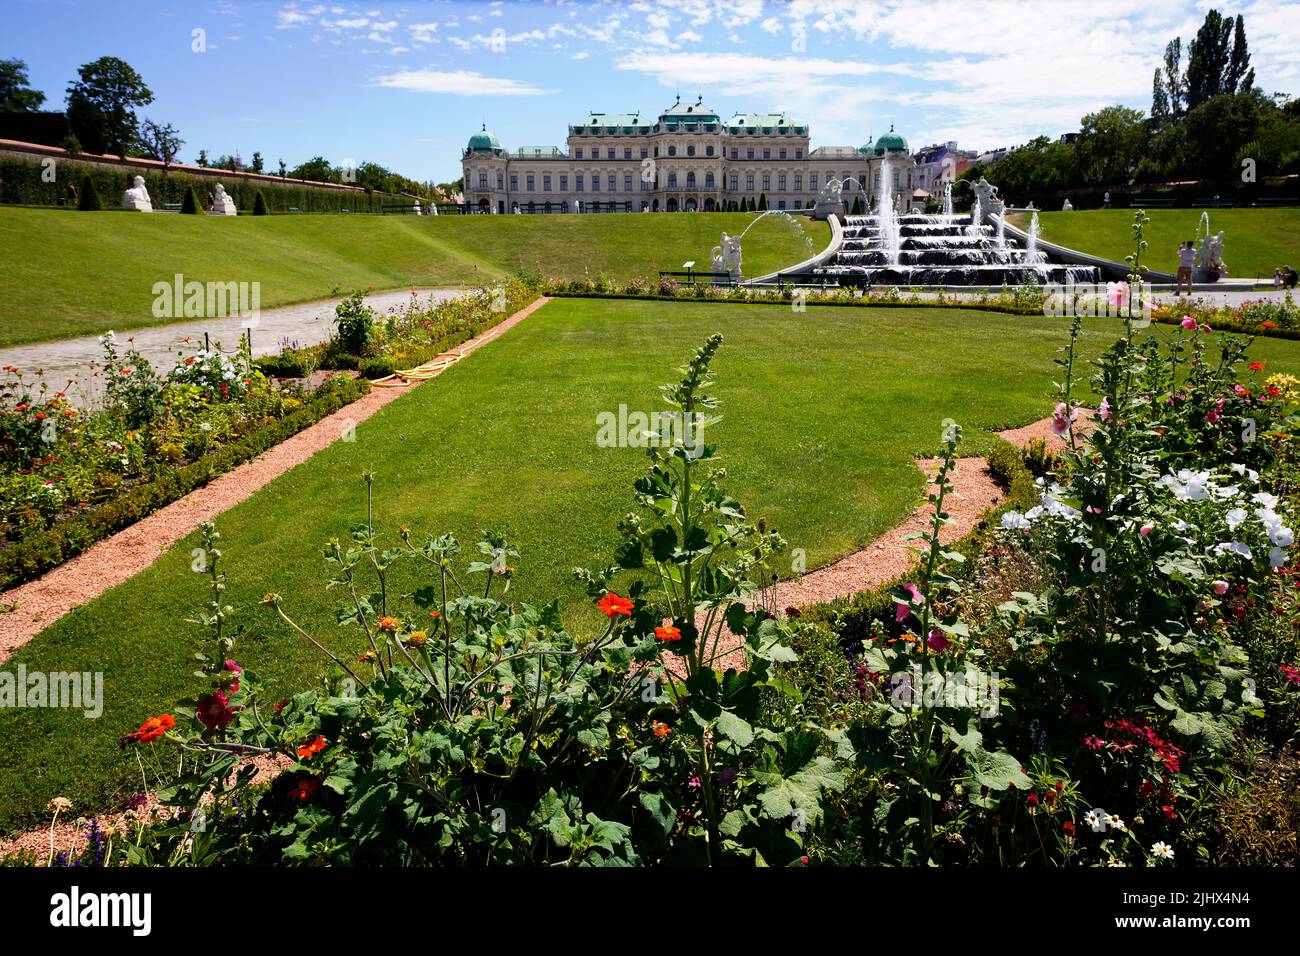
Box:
[65,56,153,156]
[253,190,270,215]
[1186,10,1253,111]
[1185,91,1263,179]
[181,185,201,214]
[196,149,210,167]
[136,119,184,170]
[757,192,768,210]
[1076,105,1145,186]
[250,151,264,173]
[77,175,102,210]
[1151,69,1171,126]
[289,155,335,183]
[1161,38,1185,120]
[0,58,46,112]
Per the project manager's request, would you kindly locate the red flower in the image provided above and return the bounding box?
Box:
[297,735,328,760]
[196,691,236,729]
[129,713,176,744]
[289,778,321,802]
[651,720,671,738]
[1249,361,1265,371]
[597,593,634,618]
[654,625,682,642]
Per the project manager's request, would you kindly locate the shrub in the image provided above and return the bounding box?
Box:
[357,356,395,379]
[180,185,201,214]
[253,190,270,216]
[76,175,101,211]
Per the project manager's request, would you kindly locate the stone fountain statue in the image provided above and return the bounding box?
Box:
[812,178,846,221]
[971,176,1005,224]
[211,183,237,216]
[122,175,153,212]
[710,231,743,282]
[1195,230,1228,282]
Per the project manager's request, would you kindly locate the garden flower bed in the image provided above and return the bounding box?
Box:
[10,306,1294,867]
[0,336,370,590]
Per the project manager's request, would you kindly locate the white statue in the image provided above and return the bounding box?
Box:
[812,177,846,221]
[122,175,152,212]
[971,177,1004,223]
[413,200,422,215]
[1062,198,1073,212]
[1195,230,1228,280]
[710,231,743,282]
[211,183,237,216]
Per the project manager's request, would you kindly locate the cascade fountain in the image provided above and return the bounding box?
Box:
[996,212,1007,250]
[1026,210,1041,263]
[942,180,954,218]
[876,157,902,266]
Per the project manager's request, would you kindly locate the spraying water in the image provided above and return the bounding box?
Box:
[996,213,1007,250]
[876,157,901,266]
[942,180,953,218]
[1027,210,1041,263]
[967,196,983,237]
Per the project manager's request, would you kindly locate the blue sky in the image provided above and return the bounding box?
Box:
[6,0,1299,183]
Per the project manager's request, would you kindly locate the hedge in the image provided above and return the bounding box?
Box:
[0,376,370,590]
[0,155,408,213]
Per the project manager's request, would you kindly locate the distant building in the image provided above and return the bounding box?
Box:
[460,96,916,214]
[1058,132,1080,145]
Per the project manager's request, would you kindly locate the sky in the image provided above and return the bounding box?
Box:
[6,0,1300,183]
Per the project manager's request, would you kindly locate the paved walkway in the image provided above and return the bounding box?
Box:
[0,288,466,407]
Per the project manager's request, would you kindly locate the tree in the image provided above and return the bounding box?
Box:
[137,119,184,169]
[757,192,768,210]
[251,151,264,174]
[253,190,270,215]
[1185,10,1253,112]
[1226,14,1255,97]
[1185,91,1264,179]
[1151,69,1171,126]
[1162,38,1185,120]
[181,185,202,214]
[1076,105,1146,186]
[0,58,46,112]
[77,175,102,210]
[197,149,210,168]
[278,158,287,178]
[65,56,153,156]
[289,155,335,183]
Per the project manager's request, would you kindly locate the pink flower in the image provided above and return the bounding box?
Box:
[895,583,922,623]
[1140,523,1154,537]
[1281,665,1300,687]
[1098,397,1112,423]
[1181,315,1198,330]
[196,691,236,730]
[1051,402,1074,438]
[926,630,950,653]
[1205,398,1225,425]
[1212,580,1229,595]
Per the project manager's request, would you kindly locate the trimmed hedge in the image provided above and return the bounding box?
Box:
[0,376,370,590]
[0,155,408,213]
[77,175,101,211]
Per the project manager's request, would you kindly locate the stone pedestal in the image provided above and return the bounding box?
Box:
[812,197,845,221]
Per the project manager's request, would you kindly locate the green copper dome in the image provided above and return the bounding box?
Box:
[872,126,908,155]
[466,125,503,154]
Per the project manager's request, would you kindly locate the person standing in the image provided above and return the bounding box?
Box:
[1175,240,1196,295]
[1103,190,1111,209]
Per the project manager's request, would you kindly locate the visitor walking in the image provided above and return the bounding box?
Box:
[1175,241,1196,295]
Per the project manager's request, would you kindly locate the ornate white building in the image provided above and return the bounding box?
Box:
[461,95,915,214]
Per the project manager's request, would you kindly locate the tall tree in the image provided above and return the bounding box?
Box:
[0,58,46,112]
[1151,69,1171,126]
[136,119,184,169]
[65,56,153,155]
[1226,14,1254,94]
[1162,38,1185,119]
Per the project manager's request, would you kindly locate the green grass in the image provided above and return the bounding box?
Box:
[4,298,1300,834]
[0,208,827,348]
[1009,208,1300,280]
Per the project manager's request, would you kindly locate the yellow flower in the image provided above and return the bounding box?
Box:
[405,630,428,647]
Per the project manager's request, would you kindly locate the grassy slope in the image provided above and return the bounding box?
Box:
[0,209,826,348]
[1011,208,1300,280]
[3,299,1300,831]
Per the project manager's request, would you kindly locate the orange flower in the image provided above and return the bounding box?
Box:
[132,713,176,744]
[597,593,634,618]
[297,735,328,760]
[430,609,442,619]
[405,630,428,647]
[289,778,321,801]
[655,625,683,642]
[652,720,671,738]
[1248,361,1265,371]
[375,616,400,632]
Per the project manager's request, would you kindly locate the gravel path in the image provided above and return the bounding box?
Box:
[0,287,467,408]
[0,297,551,662]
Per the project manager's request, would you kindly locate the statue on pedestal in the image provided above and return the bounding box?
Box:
[211,183,237,216]
[122,175,153,212]
[812,178,846,221]
[710,231,743,282]
[1195,230,1228,282]
[971,177,1004,224]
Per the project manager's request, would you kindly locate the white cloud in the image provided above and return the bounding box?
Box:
[373,68,553,96]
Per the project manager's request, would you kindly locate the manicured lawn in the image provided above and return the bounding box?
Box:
[3,298,1300,833]
[1010,208,1300,280]
[0,208,826,348]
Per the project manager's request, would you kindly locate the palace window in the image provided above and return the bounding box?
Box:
[575,174,584,191]
[706,145,714,157]
[795,148,803,159]
[478,171,488,188]
[779,149,786,160]
[686,171,696,188]
[510,174,518,190]
[687,145,695,157]
[746,148,754,159]
[729,174,738,191]
[668,172,677,187]
[607,148,615,159]
[778,173,786,191]
[730,148,737,160]
[608,174,616,191]
[526,175,535,192]
[624,174,633,192]
[794,174,802,191]
[592,175,600,192]
[746,173,754,191]
[560,174,568,191]
[668,145,677,157]
[497,171,504,188]
[543,175,551,191]
[574,148,583,159]
[763,148,770,160]
[778,199,786,210]
[705,171,714,188]
[624,148,631,159]
[762,173,770,190]
[810,173,818,190]
[640,147,648,159]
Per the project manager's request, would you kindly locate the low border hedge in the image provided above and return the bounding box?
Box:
[0,376,370,591]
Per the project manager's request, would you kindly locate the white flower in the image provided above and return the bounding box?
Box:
[1230,463,1259,483]
[1253,491,1280,509]
[1226,508,1248,529]
[1001,511,1031,530]
[1151,841,1174,860]
[1214,541,1253,559]
[1085,809,1105,832]
[1107,814,1127,832]
[1270,547,1288,569]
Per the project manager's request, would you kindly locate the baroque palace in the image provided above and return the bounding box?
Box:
[461,95,915,214]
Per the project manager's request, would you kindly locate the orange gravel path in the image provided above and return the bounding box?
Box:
[0,297,551,663]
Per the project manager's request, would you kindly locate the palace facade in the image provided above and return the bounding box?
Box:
[461,95,915,214]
